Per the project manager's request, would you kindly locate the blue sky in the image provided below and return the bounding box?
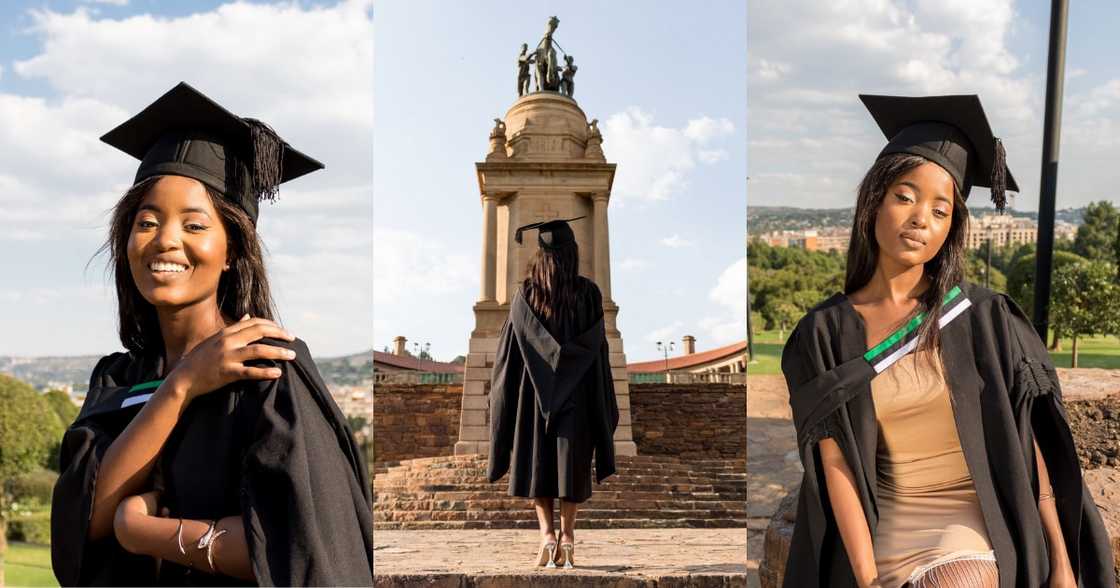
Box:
[748,0,1120,212]
[373,1,748,362]
[1,0,372,356]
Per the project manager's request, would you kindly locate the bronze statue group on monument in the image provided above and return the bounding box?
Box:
[372,15,748,584]
[517,16,578,98]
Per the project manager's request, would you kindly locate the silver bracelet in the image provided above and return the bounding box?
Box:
[196,519,229,574]
[175,518,193,570]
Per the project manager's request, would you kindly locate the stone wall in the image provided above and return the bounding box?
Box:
[630,383,747,460]
[373,382,747,464]
[373,384,462,464]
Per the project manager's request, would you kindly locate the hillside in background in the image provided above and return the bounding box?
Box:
[0,350,373,394]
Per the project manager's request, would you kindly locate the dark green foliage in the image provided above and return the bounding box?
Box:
[1051,260,1120,367]
[43,389,78,427]
[1073,201,1120,263]
[6,468,57,507]
[1006,251,1086,319]
[0,375,64,483]
[6,512,50,545]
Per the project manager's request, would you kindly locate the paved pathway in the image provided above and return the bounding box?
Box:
[374,528,747,586]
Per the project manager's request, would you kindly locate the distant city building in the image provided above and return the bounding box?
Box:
[758,228,851,253]
[757,214,1078,254]
[966,214,1036,250]
[329,384,373,424]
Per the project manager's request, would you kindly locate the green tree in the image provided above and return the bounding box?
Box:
[1005,250,1086,343]
[1073,201,1119,263]
[43,389,79,427]
[1051,261,1120,367]
[41,389,78,471]
[765,301,801,340]
[965,253,1008,292]
[0,376,64,586]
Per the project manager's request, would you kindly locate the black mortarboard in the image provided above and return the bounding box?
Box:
[515,216,585,249]
[100,82,324,224]
[860,94,1018,212]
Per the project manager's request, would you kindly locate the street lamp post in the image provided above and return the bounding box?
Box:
[656,340,675,382]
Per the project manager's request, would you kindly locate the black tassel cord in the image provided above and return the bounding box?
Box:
[990,137,1007,213]
[243,117,285,203]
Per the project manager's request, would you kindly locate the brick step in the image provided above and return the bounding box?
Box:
[377,461,745,475]
[374,498,747,513]
[374,489,735,502]
[376,456,744,471]
[374,471,746,483]
[375,481,744,493]
[375,508,745,523]
[373,456,746,531]
[374,492,744,505]
[374,471,747,483]
[373,517,747,530]
[376,455,739,466]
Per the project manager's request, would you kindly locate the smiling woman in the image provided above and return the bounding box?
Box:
[48,83,374,586]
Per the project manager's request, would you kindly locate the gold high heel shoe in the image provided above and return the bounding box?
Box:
[537,541,558,568]
[559,543,574,568]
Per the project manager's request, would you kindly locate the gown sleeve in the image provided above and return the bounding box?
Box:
[487,315,523,483]
[997,295,1117,587]
[50,353,158,586]
[239,338,374,587]
[781,320,876,588]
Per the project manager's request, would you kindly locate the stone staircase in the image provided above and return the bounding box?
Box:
[374,454,747,530]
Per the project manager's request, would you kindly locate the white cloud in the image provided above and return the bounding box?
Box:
[602,108,734,202]
[660,234,694,248]
[698,149,729,164]
[684,116,735,144]
[372,227,476,307]
[644,321,684,346]
[2,1,374,355]
[747,0,1042,209]
[618,257,649,271]
[755,58,791,82]
[80,0,130,5]
[13,1,374,183]
[701,257,746,345]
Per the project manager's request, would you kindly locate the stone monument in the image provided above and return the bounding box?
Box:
[455,18,636,457]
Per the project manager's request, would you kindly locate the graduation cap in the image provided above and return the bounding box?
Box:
[860,94,1018,213]
[101,82,324,224]
[514,216,586,249]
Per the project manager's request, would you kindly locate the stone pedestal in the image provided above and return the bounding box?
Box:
[455,92,637,458]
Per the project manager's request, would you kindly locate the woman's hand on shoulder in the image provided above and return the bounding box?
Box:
[165,315,297,403]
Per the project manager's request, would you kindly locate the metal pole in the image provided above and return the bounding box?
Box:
[746,176,755,361]
[1033,0,1068,342]
[986,232,992,289]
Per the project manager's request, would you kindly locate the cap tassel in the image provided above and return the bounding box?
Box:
[990,137,1007,213]
[244,118,284,203]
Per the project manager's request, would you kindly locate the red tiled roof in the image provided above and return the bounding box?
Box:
[373,350,464,373]
[626,340,748,373]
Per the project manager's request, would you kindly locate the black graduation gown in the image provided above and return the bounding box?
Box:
[487,278,619,503]
[781,282,1115,588]
[50,337,374,587]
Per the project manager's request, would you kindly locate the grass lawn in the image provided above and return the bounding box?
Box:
[3,541,57,587]
[748,330,1120,375]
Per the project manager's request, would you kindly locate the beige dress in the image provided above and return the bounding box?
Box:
[871,352,996,587]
